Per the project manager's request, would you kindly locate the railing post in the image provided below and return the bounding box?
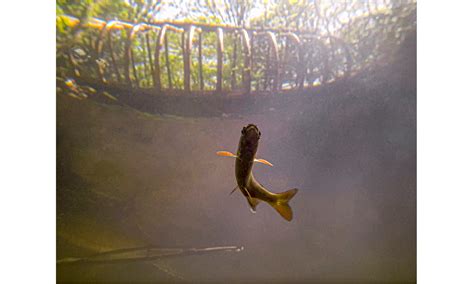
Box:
[253,33,259,92]
[282,36,290,90]
[231,32,237,90]
[216,27,224,94]
[181,31,186,91]
[184,26,195,93]
[124,27,134,87]
[145,33,154,87]
[198,32,204,91]
[128,24,144,88]
[264,42,270,91]
[267,31,280,91]
[130,41,140,88]
[164,32,172,90]
[95,25,108,83]
[240,29,251,94]
[153,27,163,90]
[105,22,122,83]
[141,36,148,84]
[298,43,306,90]
[283,33,302,90]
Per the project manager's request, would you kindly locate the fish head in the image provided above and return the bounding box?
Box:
[239,124,261,156]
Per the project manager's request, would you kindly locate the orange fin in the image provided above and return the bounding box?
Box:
[271,202,293,221]
[254,158,273,167]
[216,151,237,158]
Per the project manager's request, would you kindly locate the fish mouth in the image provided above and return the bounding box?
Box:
[241,124,261,140]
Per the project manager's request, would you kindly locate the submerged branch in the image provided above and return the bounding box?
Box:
[57,245,244,265]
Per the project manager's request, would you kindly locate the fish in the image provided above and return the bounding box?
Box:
[64,78,81,94]
[217,124,298,221]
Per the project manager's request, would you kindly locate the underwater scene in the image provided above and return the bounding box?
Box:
[57,1,416,283]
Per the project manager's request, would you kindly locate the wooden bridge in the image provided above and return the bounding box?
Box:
[58,14,354,99]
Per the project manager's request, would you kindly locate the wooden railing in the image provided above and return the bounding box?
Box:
[58,15,354,96]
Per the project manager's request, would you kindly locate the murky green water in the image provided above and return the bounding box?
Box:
[57,44,416,282]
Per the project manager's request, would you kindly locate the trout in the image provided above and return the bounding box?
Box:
[217,124,298,221]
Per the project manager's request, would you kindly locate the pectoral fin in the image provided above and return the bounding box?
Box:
[229,186,238,195]
[254,158,274,167]
[216,151,237,158]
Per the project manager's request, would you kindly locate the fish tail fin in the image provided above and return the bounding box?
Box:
[270,188,298,221]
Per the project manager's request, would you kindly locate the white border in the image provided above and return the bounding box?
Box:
[0,1,56,283]
[2,1,474,283]
[418,0,474,283]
